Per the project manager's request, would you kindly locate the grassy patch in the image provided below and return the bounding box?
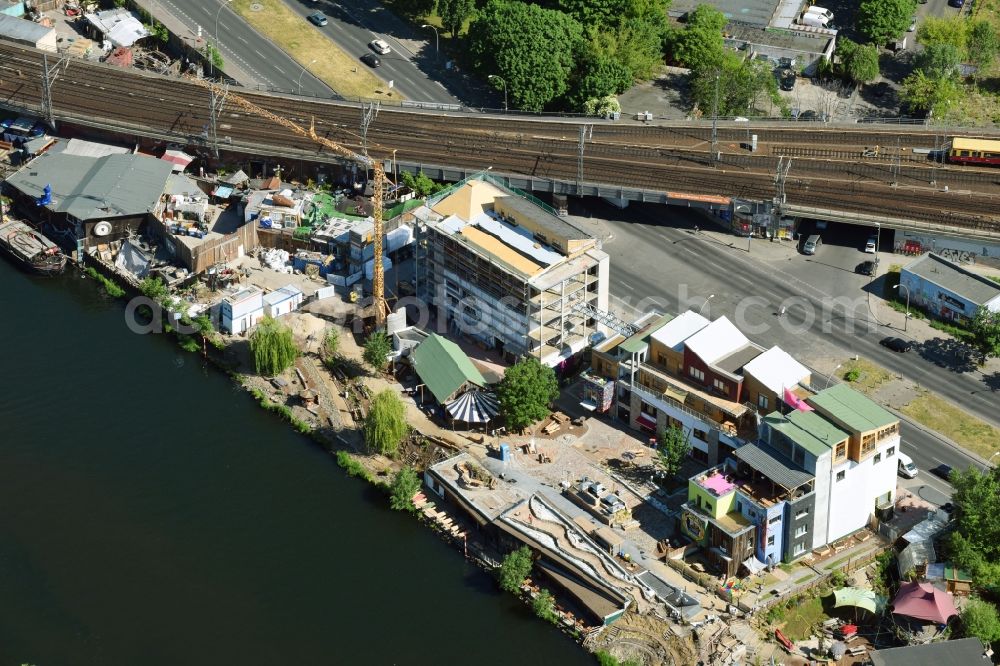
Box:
[779,596,828,641]
[824,555,852,571]
[927,318,976,343]
[84,267,126,298]
[336,450,376,483]
[794,573,814,585]
[230,0,401,101]
[901,392,1000,460]
[840,358,895,395]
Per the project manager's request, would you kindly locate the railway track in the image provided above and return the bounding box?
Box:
[1,41,999,232]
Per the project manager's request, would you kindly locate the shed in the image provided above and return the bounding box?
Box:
[221,287,264,334]
[84,8,150,48]
[926,563,973,596]
[410,334,486,404]
[0,14,56,52]
[901,253,1000,323]
[263,285,304,319]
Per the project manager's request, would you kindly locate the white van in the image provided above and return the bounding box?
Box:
[806,6,834,21]
[898,452,918,479]
[798,12,830,28]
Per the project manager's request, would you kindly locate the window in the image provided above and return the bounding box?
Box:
[689,367,705,381]
[887,446,895,457]
[693,428,708,442]
[758,394,769,409]
[769,515,781,525]
[834,442,847,461]
[836,470,845,482]
[795,508,809,520]
[795,525,808,537]
[767,535,775,546]
[736,500,743,513]
[874,453,882,464]
[793,542,806,556]
[861,434,877,456]
[713,378,727,394]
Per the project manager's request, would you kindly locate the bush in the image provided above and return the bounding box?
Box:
[336,450,374,483]
[499,546,533,593]
[84,267,126,298]
[843,368,862,383]
[389,466,421,512]
[532,588,559,624]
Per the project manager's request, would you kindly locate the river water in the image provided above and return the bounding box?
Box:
[0,259,591,666]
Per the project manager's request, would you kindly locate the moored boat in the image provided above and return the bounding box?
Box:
[0,220,67,275]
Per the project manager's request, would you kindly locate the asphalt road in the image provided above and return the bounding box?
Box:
[583,200,995,497]
[285,0,462,104]
[160,0,335,97]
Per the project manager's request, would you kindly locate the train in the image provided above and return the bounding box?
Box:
[947,137,1000,166]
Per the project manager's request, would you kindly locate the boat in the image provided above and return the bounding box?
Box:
[0,220,67,275]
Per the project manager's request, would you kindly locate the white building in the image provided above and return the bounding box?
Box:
[263,285,304,319]
[0,15,57,52]
[221,287,264,334]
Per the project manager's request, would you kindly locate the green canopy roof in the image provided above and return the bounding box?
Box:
[832,587,886,615]
[411,334,486,403]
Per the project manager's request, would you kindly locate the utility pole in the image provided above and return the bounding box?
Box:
[771,156,792,244]
[711,73,720,165]
[209,82,229,158]
[577,124,592,196]
[360,101,379,157]
[41,54,69,131]
[891,135,901,187]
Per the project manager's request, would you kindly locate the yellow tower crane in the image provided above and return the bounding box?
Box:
[189,78,391,327]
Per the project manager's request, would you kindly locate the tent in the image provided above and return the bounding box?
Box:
[891,581,958,624]
[832,587,885,615]
[445,390,498,425]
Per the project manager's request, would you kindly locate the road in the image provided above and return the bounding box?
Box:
[581,200,995,497]
[284,0,463,104]
[158,0,336,97]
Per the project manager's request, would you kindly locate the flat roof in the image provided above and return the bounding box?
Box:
[649,310,710,352]
[620,313,675,355]
[869,637,985,666]
[429,453,525,521]
[734,442,813,490]
[458,224,544,276]
[808,383,898,432]
[743,346,811,395]
[0,14,54,43]
[670,0,779,27]
[903,252,1000,307]
[715,343,764,374]
[494,190,591,242]
[764,410,849,457]
[726,23,835,52]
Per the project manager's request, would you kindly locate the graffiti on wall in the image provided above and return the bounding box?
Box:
[938,247,978,265]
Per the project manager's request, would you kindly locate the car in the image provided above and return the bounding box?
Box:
[856,260,878,276]
[909,15,917,31]
[369,39,391,55]
[307,11,328,26]
[930,464,954,481]
[360,53,381,68]
[864,236,877,253]
[778,68,796,91]
[880,336,913,353]
[948,0,964,7]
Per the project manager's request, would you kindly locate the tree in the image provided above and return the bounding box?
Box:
[497,357,559,431]
[836,39,881,84]
[498,545,533,592]
[961,598,1000,644]
[665,5,726,69]
[401,170,444,197]
[249,317,299,376]
[392,0,436,19]
[389,465,422,511]
[947,466,1000,587]
[139,276,169,301]
[364,389,409,456]
[916,16,969,52]
[657,425,691,478]
[322,327,340,364]
[363,330,392,372]
[468,0,583,111]
[532,588,559,623]
[690,51,780,117]
[857,0,916,45]
[566,50,633,111]
[915,42,961,79]
[969,306,1000,363]
[438,0,476,37]
[901,70,961,116]
[968,20,1000,83]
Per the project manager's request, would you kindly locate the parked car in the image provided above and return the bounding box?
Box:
[307,11,328,26]
[948,0,964,7]
[897,452,918,478]
[360,53,381,68]
[880,336,913,353]
[930,464,954,481]
[369,39,391,55]
[864,236,877,253]
[856,260,878,276]
[778,68,796,91]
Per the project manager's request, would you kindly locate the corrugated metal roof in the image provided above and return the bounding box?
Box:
[902,252,1000,307]
[411,334,486,403]
[620,313,675,355]
[808,383,897,432]
[0,14,53,43]
[6,152,173,221]
[764,410,848,457]
[734,442,813,489]
[869,638,986,666]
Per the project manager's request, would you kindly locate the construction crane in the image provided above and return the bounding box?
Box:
[188,77,391,326]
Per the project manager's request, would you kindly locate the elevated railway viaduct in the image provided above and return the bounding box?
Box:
[1,41,999,242]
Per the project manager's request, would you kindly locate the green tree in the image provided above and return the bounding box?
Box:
[690,51,779,117]
[322,327,340,364]
[901,70,961,116]
[497,357,560,431]
[364,389,409,456]
[970,306,1000,363]
[657,425,691,478]
[916,15,968,52]
[139,276,169,301]
[389,465,422,511]
[402,170,444,197]
[392,0,437,19]
[498,545,533,592]
[857,0,916,45]
[363,330,393,372]
[665,5,726,69]
[468,0,584,111]
[567,50,633,111]
[206,44,224,71]
[438,0,476,37]
[249,317,299,376]
[961,597,1000,644]
[836,39,881,84]
[915,42,961,79]
[969,20,1000,82]
[532,588,559,623]
[947,466,1000,587]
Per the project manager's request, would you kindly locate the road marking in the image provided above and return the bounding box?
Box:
[619,281,634,292]
[255,50,265,57]
[237,35,248,44]
[273,66,286,75]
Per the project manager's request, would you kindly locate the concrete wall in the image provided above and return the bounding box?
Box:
[895,232,1000,269]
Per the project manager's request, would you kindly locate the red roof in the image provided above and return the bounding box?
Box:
[892,581,958,624]
[104,47,133,68]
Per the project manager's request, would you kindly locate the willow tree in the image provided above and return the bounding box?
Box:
[249,317,298,376]
[364,389,409,456]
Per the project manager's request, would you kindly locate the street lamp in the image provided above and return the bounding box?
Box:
[297,59,318,95]
[488,75,507,112]
[213,0,233,76]
[420,24,439,58]
[989,451,1000,467]
[824,363,842,389]
[698,294,715,316]
[893,283,911,332]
